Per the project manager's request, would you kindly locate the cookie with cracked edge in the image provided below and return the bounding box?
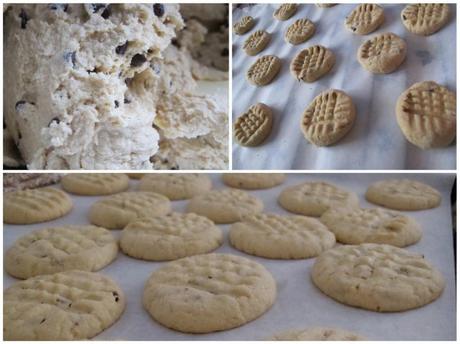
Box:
[345,4,385,35]
[290,45,335,82]
[285,18,316,45]
[234,15,255,35]
[234,103,273,147]
[401,4,450,36]
[243,30,270,56]
[273,4,298,20]
[246,55,281,86]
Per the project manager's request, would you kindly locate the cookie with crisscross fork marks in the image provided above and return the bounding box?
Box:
[290,45,335,82]
[4,187,72,224]
[401,4,450,36]
[222,173,286,190]
[234,103,273,147]
[301,89,356,146]
[5,225,118,279]
[345,4,384,35]
[278,181,359,217]
[273,3,298,20]
[269,327,366,340]
[234,15,255,35]
[4,270,125,340]
[396,81,456,148]
[246,55,281,86]
[285,18,316,45]
[320,207,422,247]
[243,30,270,56]
[138,174,212,200]
[358,32,406,74]
[312,243,445,312]
[143,253,276,333]
[230,213,335,259]
[61,173,129,196]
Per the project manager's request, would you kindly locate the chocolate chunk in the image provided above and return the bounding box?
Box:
[115,41,128,55]
[101,5,111,19]
[153,4,165,17]
[15,101,26,111]
[124,98,131,104]
[221,48,229,57]
[48,117,60,126]
[19,9,29,29]
[131,54,147,67]
[49,4,68,11]
[112,291,119,302]
[171,38,180,48]
[114,100,119,108]
[64,51,77,67]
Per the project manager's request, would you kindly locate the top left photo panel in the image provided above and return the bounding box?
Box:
[3,3,229,170]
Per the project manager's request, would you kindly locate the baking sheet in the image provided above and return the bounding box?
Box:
[3,173,456,340]
[232,3,457,170]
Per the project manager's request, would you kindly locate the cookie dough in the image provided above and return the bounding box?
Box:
[61,173,129,196]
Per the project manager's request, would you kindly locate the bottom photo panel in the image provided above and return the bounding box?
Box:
[3,172,456,340]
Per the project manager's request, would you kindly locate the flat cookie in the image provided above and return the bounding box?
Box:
[4,187,72,224]
[290,45,335,82]
[5,225,118,279]
[358,32,406,74]
[278,181,359,217]
[301,89,356,146]
[138,174,212,200]
[401,4,450,36]
[120,213,223,261]
[61,173,129,196]
[234,103,273,147]
[234,16,255,35]
[316,4,337,8]
[4,270,125,340]
[270,327,366,340]
[246,55,281,86]
[396,81,456,148]
[243,30,270,56]
[320,207,422,247]
[230,213,335,259]
[187,188,264,223]
[312,244,445,312]
[89,191,171,229]
[126,173,145,179]
[345,4,385,35]
[222,173,286,189]
[365,179,442,210]
[285,19,316,45]
[143,253,276,333]
[274,4,298,20]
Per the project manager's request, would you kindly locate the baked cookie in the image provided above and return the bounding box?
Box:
[138,174,212,200]
[126,173,145,179]
[61,173,129,196]
[4,270,125,340]
[301,89,356,146]
[278,181,359,217]
[120,213,223,261]
[222,173,286,189]
[401,4,450,36]
[187,188,264,223]
[243,30,270,56]
[290,45,335,82]
[396,81,456,149]
[230,213,335,259]
[345,4,385,35]
[246,55,281,86]
[316,4,337,8]
[234,15,255,35]
[358,33,406,74]
[285,19,316,45]
[274,4,298,20]
[5,225,118,279]
[312,243,445,312]
[89,191,171,229]
[270,327,366,340]
[365,179,442,210]
[234,103,273,147]
[4,187,72,224]
[143,253,276,333]
[320,207,422,247]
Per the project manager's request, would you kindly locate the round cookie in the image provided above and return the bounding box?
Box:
[243,30,270,56]
[230,213,335,259]
[143,253,276,333]
[278,181,359,217]
[4,187,72,224]
[61,173,129,196]
[345,4,385,35]
[120,213,223,261]
[365,179,442,210]
[188,189,264,223]
[320,207,422,247]
[273,4,298,21]
[138,173,212,200]
[234,15,255,35]
[89,191,171,229]
[5,225,118,279]
[290,45,335,82]
[4,270,125,340]
[234,103,273,147]
[246,55,281,86]
[311,243,445,312]
[222,173,286,189]
[401,4,450,36]
[285,18,316,45]
[126,173,145,179]
[270,327,366,340]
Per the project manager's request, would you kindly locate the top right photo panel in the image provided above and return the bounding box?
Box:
[232,3,456,170]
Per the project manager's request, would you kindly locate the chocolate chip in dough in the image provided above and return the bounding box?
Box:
[49,4,68,11]
[19,9,29,29]
[153,4,165,17]
[115,41,128,55]
[131,54,147,67]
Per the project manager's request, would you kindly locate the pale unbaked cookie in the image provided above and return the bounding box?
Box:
[290,45,335,82]
[4,270,125,340]
[401,4,450,36]
[89,191,171,229]
[316,4,337,8]
[365,179,442,210]
[143,253,276,333]
[396,81,456,149]
[285,19,316,45]
[278,181,359,217]
[246,55,281,86]
[270,327,366,340]
[5,225,118,279]
[320,207,422,247]
[234,103,273,147]
[120,213,223,260]
[243,30,271,56]
[234,16,255,35]
[345,4,385,35]
[311,243,445,312]
[187,189,264,223]
[4,187,72,224]
[61,173,129,196]
[222,173,286,189]
[274,4,298,21]
[230,213,335,259]
[126,173,145,179]
[138,173,212,200]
